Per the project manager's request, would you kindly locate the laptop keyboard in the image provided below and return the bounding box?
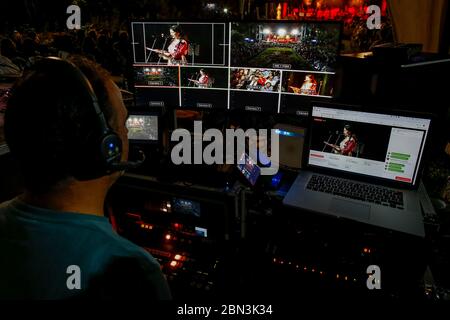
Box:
[307,175,404,210]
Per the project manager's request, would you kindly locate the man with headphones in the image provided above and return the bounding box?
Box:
[0,56,171,299]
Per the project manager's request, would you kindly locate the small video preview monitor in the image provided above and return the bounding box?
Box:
[126,114,159,143]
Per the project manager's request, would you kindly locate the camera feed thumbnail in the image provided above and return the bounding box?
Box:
[134,87,179,108]
[132,22,228,66]
[181,89,227,109]
[126,115,158,142]
[180,67,228,89]
[230,68,281,92]
[180,67,228,109]
[282,71,334,97]
[231,22,341,72]
[310,118,391,162]
[134,65,179,88]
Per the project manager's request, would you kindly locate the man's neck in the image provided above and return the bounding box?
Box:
[21,179,110,217]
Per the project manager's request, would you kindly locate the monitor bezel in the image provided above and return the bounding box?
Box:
[130,20,343,114]
[126,111,161,144]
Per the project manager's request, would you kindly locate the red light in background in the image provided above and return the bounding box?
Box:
[169,261,178,268]
[174,254,183,261]
[282,3,288,18]
[363,247,371,254]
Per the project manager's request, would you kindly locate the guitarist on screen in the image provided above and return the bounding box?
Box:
[147,25,189,65]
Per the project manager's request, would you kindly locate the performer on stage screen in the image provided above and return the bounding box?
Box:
[188,69,209,88]
[147,25,189,65]
[324,124,358,157]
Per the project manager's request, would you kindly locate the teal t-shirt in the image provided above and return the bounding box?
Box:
[0,197,171,300]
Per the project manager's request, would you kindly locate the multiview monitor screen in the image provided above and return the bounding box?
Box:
[131,21,341,113]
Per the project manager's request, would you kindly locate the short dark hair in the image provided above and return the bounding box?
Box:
[5,55,116,193]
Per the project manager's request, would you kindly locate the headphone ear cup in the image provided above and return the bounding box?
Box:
[100,133,122,171]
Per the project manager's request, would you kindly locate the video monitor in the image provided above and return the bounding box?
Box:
[172,198,201,218]
[131,21,341,113]
[126,114,159,143]
[230,21,341,113]
[131,22,229,109]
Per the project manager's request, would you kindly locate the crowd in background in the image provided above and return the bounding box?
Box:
[230,68,280,92]
[0,27,133,83]
[232,33,338,72]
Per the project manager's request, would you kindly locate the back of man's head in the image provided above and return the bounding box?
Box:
[5,56,116,194]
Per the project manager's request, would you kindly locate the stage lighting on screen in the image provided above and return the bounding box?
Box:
[277,28,287,36]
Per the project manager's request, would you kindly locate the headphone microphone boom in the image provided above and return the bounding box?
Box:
[110,149,146,171]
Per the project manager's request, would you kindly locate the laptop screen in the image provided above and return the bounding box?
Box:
[308,106,431,186]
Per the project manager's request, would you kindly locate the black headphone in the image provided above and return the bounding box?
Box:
[31,56,144,180]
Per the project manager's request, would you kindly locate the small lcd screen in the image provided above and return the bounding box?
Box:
[172,198,201,218]
[126,115,158,142]
[195,227,208,238]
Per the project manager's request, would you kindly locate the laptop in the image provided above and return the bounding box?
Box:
[283,103,432,237]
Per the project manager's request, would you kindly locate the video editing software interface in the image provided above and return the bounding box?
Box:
[131,21,341,113]
[309,106,431,185]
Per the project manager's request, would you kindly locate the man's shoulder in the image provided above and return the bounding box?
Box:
[105,232,150,256]
[83,233,171,299]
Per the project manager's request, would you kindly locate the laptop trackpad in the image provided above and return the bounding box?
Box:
[329,198,371,221]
